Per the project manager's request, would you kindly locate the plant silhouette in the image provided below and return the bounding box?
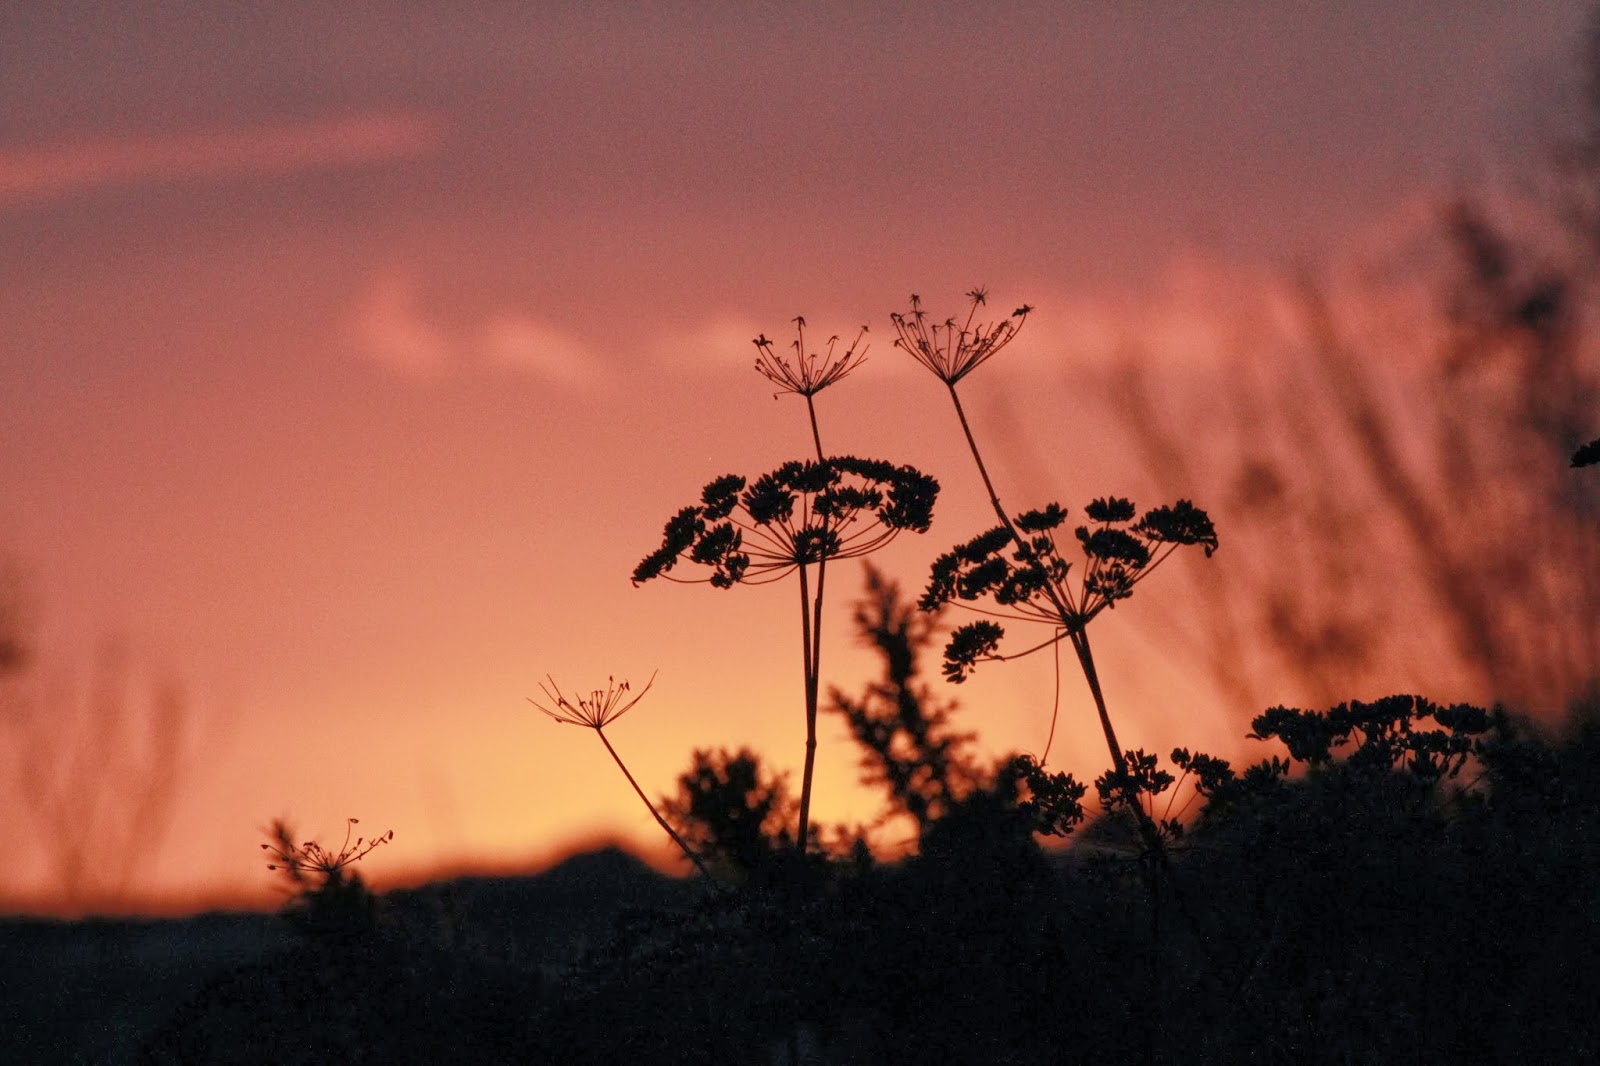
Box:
[828,563,979,837]
[663,747,798,885]
[635,318,939,854]
[261,817,393,940]
[529,673,722,887]
[894,289,1218,871]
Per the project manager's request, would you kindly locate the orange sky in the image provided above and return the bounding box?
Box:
[1,1,1590,914]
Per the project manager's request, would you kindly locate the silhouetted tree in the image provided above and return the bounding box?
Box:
[663,747,798,884]
[828,563,980,837]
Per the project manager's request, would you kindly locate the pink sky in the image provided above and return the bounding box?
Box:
[0,1,1589,913]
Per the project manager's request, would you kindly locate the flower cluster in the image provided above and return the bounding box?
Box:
[262,817,393,886]
[998,753,1088,837]
[1094,749,1183,842]
[529,672,657,730]
[753,316,869,398]
[922,496,1218,681]
[634,457,939,588]
[889,288,1033,386]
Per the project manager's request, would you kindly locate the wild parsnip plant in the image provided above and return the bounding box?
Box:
[261,817,393,938]
[634,319,939,855]
[529,673,721,885]
[893,289,1218,857]
[752,317,869,462]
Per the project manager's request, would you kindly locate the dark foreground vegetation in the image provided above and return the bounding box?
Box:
[7,692,1595,1064]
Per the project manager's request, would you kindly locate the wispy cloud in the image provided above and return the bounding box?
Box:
[342,266,606,390]
[650,317,782,375]
[482,315,609,391]
[0,110,443,207]
[343,267,454,379]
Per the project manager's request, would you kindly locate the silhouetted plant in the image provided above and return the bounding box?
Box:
[663,747,798,885]
[828,563,979,837]
[1247,693,1492,783]
[1576,436,1600,466]
[752,316,869,461]
[1111,201,1600,720]
[895,289,1217,870]
[636,320,939,855]
[262,817,393,940]
[530,673,722,887]
[829,563,1089,852]
[1,632,202,909]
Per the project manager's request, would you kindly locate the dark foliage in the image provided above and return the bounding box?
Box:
[662,747,799,886]
[829,564,981,828]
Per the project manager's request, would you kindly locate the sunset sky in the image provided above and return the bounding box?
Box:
[1,1,1591,913]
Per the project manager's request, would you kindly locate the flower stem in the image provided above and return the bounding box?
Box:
[947,383,1015,539]
[595,726,723,889]
[945,381,1158,846]
[795,560,821,855]
[804,394,825,462]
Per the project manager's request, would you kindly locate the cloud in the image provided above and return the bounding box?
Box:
[343,267,454,378]
[482,315,608,392]
[648,317,775,374]
[342,267,606,390]
[0,110,443,207]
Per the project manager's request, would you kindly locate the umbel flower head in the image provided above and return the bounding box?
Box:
[529,672,657,730]
[923,496,1218,681]
[753,316,869,397]
[262,817,393,883]
[634,457,939,588]
[890,288,1033,385]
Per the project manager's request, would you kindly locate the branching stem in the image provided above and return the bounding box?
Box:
[945,380,1164,854]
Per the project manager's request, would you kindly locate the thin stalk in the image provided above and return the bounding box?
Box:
[804,394,825,463]
[794,384,826,856]
[595,727,724,889]
[947,384,1077,624]
[948,384,1024,545]
[1040,634,1064,764]
[795,561,819,854]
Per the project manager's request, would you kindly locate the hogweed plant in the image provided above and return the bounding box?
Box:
[895,289,1218,860]
[752,316,869,461]
[261,817,393,938]
[529,673,721,886]
[636,319,939,855]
